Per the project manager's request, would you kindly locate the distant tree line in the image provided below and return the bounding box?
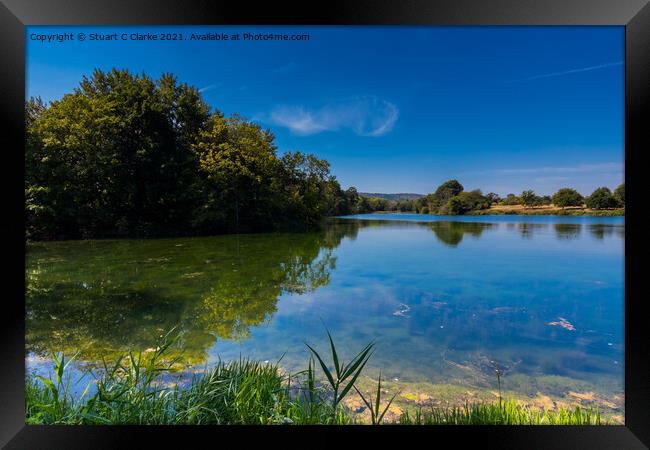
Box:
[492,184,624,209]
[26,69,378,240]
[362,181,625,215]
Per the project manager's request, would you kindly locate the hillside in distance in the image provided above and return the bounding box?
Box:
[359,192,425,201]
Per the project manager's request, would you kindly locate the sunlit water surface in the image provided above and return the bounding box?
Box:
[26,214,624,415]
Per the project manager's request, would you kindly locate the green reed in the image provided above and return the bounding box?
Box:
[25,329,607,425]
[398,401,604,425]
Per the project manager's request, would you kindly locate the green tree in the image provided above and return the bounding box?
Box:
[552,188,584,208]
[26,68,359,239]
[26,69,211,239]
[501,194,520,205]
[485,192,501,204]
[614,183,625,207]
[424,179,464,213]
[279,151,343,227]
[442,190,490,215]
[367,197,389,211]
[585,187,618,210]
[520,190,537,207]
[191,114,283,232]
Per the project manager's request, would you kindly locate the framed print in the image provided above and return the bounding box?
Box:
[1,0,648,448]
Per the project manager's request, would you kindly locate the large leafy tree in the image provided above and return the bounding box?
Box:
[192,114,283,232]
[552,188,584,208]
[520,190,537,207]
[418,179,464,213]
[26,69,357,239]
[26,68,211,239]
[585,187,619,210]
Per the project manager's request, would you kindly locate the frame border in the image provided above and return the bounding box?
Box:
[1,1,648,448]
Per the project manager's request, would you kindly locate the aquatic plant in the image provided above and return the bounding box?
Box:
[353,371,398,425]
[305,330,374,415]
[398,401,603,425]
[25,329,607,425]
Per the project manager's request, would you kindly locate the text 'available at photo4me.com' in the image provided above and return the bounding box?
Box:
[30,30,312,43]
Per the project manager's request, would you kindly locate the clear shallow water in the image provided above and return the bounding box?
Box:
[26,214,624,408]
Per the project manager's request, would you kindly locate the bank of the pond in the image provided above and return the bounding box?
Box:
[26,332,612,426]
[470,205,624,216]
[363,207,624,217]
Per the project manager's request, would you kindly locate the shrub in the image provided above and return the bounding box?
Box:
[585,187,618,210]
[552,188,583,208]
[520,190,537,207]
[614,183,625,207]
[501,194,520,206]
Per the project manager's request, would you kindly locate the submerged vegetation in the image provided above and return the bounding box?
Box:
[26,330,607,425]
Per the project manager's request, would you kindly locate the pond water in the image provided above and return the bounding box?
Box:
[25,214,624,415]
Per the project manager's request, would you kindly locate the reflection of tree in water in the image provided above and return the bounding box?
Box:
[517,223,548,239]
[554,223,582,240]
[587,224,624,240]
[26,223,361,366]
[428,221,495,247]
[328,219,495,247]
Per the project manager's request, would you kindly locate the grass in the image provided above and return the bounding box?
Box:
[469,205,624,216]
[398,401,603,425]
[25,329,608,425]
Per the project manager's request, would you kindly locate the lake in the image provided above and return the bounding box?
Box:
[25,214,625,418]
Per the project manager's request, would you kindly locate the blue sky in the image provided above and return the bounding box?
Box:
[26,26,624,196]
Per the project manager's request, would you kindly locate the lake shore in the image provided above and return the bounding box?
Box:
[469,204,624,216]
[26,351,620,425]
[368,205,625,217]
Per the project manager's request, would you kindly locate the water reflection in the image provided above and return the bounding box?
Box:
[587,224,624,240]
[554,223,582,240]
[517,223,549,239]
[26,217,624,370]
[428,221,495,247]
[26,226,355,365]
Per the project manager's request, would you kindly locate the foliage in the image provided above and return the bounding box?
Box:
[25,69,625,235]
[552,188,584,208]
[585,187,619,210]
[614,183,625,207]
[418,179,464,213]
[443,190,491,215]
[25,329,608,425]
[485,192,501,204]
[501,194,521,206]
[25,69,359,240]
[398,401,604,425]
[412,180,490,215]
[305,330,374,414]
[354,371,398,425]
[520,190,537,207]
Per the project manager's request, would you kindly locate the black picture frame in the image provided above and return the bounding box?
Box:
[1,1,648,448]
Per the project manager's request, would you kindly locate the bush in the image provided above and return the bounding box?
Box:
[520,190,537,207]
[501,194,520,206]
[443,190,491,215]
[585,187,618,210]
[614,183,625,207]
[552,188,583,208]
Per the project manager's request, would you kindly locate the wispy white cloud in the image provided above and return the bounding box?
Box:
[265,97,399,137]
[198,83,221,93]
[510,61,623,82]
